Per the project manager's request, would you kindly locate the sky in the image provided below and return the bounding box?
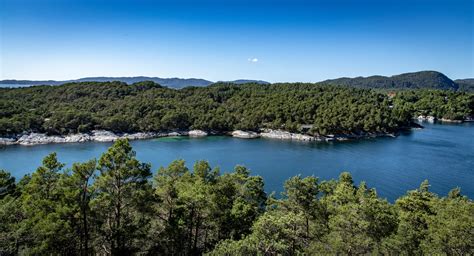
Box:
[0,0,472,82]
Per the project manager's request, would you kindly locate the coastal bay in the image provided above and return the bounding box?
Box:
[1,122,472,202]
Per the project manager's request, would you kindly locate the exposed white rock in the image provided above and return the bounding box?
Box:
[91,130,118,142]
[65,133,92,143]
[0,137,18,145]
[0,127,396,146]
[417,115,435,123]
[439,118,462,123]
[260,129,314,141]
[290,133,314,141]
[122,132,160,140]
[188,130,208,137]
[0,129,199,146]
[14,133,92,145]
[260,130,291,140]
[0,131,169,146]
[18,133,58,145]
[231,130,259,139]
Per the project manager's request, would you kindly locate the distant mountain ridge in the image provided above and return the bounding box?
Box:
[0,77,213,89]
[0,77,274,88]
[1,71,473,91]
[322,71,462,90]
[220,79,270,85]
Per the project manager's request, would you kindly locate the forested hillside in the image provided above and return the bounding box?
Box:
[455,79,474,92]
[393,90,474,120]
[323,71,465,90]
[0,140,472,255]
[1,81,472,137]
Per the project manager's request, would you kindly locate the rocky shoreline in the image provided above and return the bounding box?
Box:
[416,115,469,123]
[0,128,400,146]
[231,130,260,139]
[259,129,396,142]
[0,130,186,146]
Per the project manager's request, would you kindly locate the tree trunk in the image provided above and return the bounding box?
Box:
[114,172,122,253]
[187,207,195,255]
[193,214,201,253]
[82,180,89,256]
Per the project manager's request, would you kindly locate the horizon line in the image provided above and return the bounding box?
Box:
[1,70,472,84]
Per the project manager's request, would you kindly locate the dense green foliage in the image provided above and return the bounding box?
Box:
[393,90,474,120]
[0,140,472,255]
[1,81,472,137]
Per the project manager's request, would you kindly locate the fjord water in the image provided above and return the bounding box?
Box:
[1,122,472,202]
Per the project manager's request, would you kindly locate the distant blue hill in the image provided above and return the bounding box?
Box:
[0,77,272,88]
[2,71,472,91]
[222,79,271,85]
[0,77,213,89]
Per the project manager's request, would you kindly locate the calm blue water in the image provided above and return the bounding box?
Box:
[1,122,473,202]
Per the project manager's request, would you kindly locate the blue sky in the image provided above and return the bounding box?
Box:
[0,0,472,82]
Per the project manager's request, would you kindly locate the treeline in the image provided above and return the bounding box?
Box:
[1,81,466,137]
[0,140,473,255]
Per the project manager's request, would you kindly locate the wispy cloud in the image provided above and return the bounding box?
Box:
[248,58,258,63]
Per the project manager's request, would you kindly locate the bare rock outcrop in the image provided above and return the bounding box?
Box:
[188,130,208,137]
[231,130,260,139]
[260,130,315,141]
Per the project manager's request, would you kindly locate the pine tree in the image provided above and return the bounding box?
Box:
[92,139,153,254]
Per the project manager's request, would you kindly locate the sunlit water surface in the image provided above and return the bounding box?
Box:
[1,122,472,202]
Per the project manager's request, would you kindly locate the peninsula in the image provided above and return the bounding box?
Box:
[1,74,472,146]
